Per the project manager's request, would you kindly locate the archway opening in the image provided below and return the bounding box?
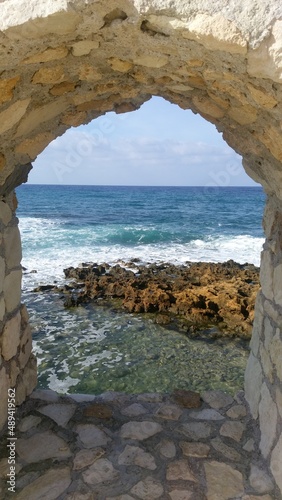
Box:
[16,97,265,396]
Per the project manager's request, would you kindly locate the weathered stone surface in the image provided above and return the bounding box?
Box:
[83,403,112,419]
[118,445,157,470]
[269,332,282,382]
[72,40,99,57]
[189,408,224,420]
[0,76,20,105]
[249,464,274,494]
[220,421,245,442]
[18,415,41,432]
[38,403,76,426]
[226,404,247,419]
[1,311,21,360]
[270,434,282,493]
[3,269,22,313]
[204,461,244,499]
[168,490,193,500]
[32,66,65,84]
[83,458,119,485]
[158,439,177,458]
[16,430,72,463]
[73,448,105,470]
[211,437,241,461]
[178,422,212,440]
[120,421,162,440]
[243,438,255,452]
[172,389,201,408]
[121,403,147,417]
[0,368,9,429]
[15,467,71,500]
[0,201,12,225]
[202,390,233,409]
[0,99,30,135]
[167,460,197,482]
[155,403,183,420]
[76,424,110,448]
[23,47,68,64]
[244,353,263,419]
[15,132,55,159]
[259,383,278,458]
[29,388,60,402]
[180,441,210,458]
[130,476,164,499]
[4,226,21,269]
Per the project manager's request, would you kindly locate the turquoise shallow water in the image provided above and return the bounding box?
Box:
[28,291,249,396]
[16,185,264,395]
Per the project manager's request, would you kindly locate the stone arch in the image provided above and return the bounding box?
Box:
[0,0,282,492]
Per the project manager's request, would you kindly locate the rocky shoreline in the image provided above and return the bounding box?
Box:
[34,260,260,341]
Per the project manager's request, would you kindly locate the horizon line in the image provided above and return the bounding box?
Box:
[20,183,262,188]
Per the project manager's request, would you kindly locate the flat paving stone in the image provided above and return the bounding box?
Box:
[82,458,119,485]
[16,430,72,463]
[204,461,244,499]
[106,496,135,500]
[243,438,255,452]
[211,437,242,461]
[202,390,234,409]
[76,424,110,448]
[169,490,194,500]
[120,421,162,440]
[249,464,275,494]
[155,403,183,420]
[172,389,201,408]
[18,415,42,432]
[121,403,147,417]
[38,403,76,427]
[158,439,177,458]
[15,467,71,500]
[118,445,157,470]
[29,389,60,403]
[189,408,224,420]
[180,441,210,458]
[73,448,105,470]
[130,476,164,499]
[137,393,163,403]
[0,458,22,478]
[220,421,245,442]
[178,422,212,440]
[10,389,278,499]
[226,404,247,419]
[166,459,197,482]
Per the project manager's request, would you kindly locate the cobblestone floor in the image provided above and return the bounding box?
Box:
[0,389,280,499]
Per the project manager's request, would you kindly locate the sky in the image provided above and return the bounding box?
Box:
[29,96,258,187]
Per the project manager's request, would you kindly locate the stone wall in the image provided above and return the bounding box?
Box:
[245,195,282,493]
[0,0,281,494]
[0,192,37,429]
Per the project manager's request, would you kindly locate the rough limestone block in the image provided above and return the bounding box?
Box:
[0,99,30,135]
[0,367,9,429]
[270,434,282,493]
[260,250,274,301]
[273,264,282,307]
[269,332,282,382]
[0,297,5,322]
[0,201,12,225]
[1,310,21,360]
[244,352,263,419]
[0,257,5,294]
[3,269,22,313]
[259,383,278,458]
[4,225,22,270]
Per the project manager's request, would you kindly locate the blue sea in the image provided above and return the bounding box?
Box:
[16,185,266,395]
